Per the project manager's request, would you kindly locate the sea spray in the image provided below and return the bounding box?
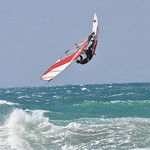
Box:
[4,109,50,149]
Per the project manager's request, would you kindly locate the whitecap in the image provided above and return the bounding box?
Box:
[24,109,49,114]
[84,100,97,104]
[32,94,42,98]
[110,100,122,104]
[38,92,46,95]
[4,90,11,94]
[81,87,87,91]
[15,92,21,94]
[18,95,30,99]
[0,100,19,105]
[108,93,124,98]
[53,95,60,99]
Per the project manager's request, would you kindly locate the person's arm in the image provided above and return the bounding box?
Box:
[79,55,83,60]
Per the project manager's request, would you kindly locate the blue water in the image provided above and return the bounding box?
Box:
[0,83,150,150]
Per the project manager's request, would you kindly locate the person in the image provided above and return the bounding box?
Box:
[76,33,95,65]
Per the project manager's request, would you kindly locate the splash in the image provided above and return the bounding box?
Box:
[1,109,150,150]
[2,109,52,150]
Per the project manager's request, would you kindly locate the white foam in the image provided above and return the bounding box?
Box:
[81,87,87,91]
[3,109,51,150]
[53,95,60,99]
[110,100,122,104]
[0,100,19,105]
[108,93,124,98]
[66,122,81,130]
[4,90,11,94]
[18,95,30,99]
[1,111,150,150]
[32,94,42,98]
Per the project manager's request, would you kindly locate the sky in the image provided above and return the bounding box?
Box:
[0,0,150,88]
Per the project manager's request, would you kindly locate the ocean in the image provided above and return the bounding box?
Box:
[0,83,150,150]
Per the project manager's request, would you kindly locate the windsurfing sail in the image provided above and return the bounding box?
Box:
[40,37,90,81]
[41,13,98,82]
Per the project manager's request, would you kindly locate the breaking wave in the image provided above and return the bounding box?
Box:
[1,108,150,150]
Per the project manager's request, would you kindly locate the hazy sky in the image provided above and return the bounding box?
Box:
[0,0,150,88]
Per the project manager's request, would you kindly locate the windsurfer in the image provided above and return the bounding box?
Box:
[76,33,95,65]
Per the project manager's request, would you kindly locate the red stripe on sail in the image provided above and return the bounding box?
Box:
[49,70,62,73]
[42,41,89,76]
[40,76,55,80]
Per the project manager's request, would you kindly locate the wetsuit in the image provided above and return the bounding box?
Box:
[78,42,94,64]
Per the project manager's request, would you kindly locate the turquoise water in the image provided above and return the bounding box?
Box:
[0,83,150,149]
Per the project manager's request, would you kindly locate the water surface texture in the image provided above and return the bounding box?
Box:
[0,83,150,150]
